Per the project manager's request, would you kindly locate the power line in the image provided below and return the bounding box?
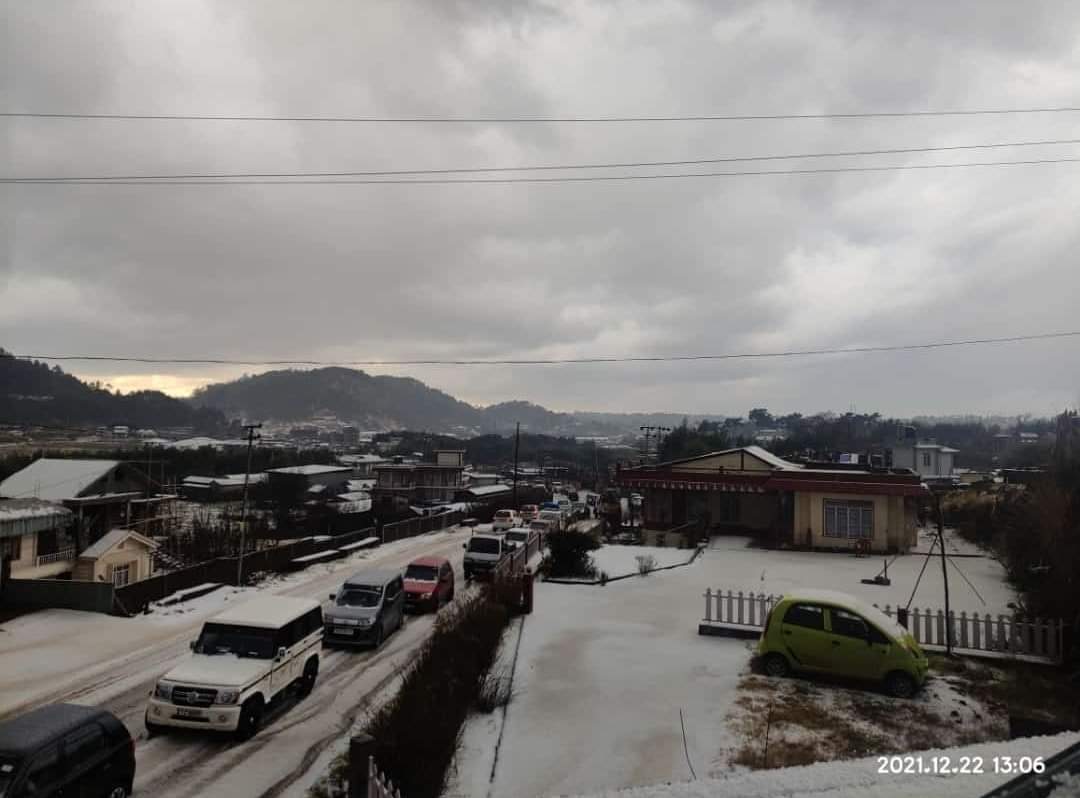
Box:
[7,156,1080,185]
[13,331,1080,368]
[7,137,1080,182]
[5,106,1080,123]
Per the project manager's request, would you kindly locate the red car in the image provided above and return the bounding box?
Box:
[403,556,455,612]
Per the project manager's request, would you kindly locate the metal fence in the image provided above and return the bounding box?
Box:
[367,756,403,798]
[113,526,376,614]
[494,528,543,580]
[380,510,464,544]
[700,587,1065,664]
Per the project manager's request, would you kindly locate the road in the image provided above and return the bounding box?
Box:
[0,526,476,797]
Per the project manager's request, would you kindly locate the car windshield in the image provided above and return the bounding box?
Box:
[338,586,382,607]
[405,564,438,581]
[468,538,500,554]
[195,623,276,659]
[506,532,527,543]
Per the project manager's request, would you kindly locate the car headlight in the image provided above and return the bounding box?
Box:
[422,592,433,600]
[216,689,240,705]
[356,617,373,627]
[154,682,173,700]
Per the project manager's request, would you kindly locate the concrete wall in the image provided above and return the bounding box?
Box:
[1,578,114,614]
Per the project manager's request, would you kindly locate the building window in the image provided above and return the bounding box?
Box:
[1,536,22,561]
[112,563,131,586]
[922,452,932,467]
[824,500,873,539]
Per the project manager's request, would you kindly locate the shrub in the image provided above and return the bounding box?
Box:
[475,666,515,714]
[364,590,513,798]
[635,554,657,575]
[545,530,600,578]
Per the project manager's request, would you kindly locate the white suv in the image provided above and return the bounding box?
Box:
[492,509,519,532]
[145,596,323,740]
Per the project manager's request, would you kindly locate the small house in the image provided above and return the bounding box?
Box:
[72,528,157,586]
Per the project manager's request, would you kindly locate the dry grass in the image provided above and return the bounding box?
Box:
[725,664,1012,771]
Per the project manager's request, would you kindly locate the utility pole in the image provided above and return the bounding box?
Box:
[640,426,653,463]
[935,490,952,655]
[512,422,520,510]
[237,422,262,587]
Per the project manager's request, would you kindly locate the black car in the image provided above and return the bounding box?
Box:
[0,704,135,797]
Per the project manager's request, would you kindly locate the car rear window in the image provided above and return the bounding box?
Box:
[339,586,382,607]
[468,537,500,554]
[506,531,527,543]
[405,564,438,581]
[782,603,825,630]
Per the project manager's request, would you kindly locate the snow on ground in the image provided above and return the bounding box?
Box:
[568,731,1080,798]
[705,531,1013,615]
[0,526,472,719]
[591,544,695,578]
[452,533,1016,797]
[444,617,526,798]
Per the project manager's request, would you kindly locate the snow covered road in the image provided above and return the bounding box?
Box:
[0,526,474,798]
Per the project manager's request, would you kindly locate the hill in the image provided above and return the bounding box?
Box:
[190,367,484,431]
[0,350,225,431]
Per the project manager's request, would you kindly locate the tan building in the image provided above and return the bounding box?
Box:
[616,446,926,553]
[72,528,157,586]
[372,451,465,512]
[0,498,76,580]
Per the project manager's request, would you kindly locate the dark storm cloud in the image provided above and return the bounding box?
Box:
[3,0,1079,415]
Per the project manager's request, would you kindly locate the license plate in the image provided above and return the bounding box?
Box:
[334,626,354,636]
[174,707,204,719]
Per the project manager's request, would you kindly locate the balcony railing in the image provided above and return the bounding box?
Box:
[35,547,75,567]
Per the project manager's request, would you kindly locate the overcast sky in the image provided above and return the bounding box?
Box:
[3,0,1079,418]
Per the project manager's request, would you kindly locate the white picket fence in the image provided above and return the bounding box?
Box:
[368,756,403,798]
[701,588,1065,664]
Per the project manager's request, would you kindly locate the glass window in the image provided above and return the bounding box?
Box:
[111,563,131,587]
[195,623,277,659]
[338,586,382,608]
[65,723,105,768]
[405,564,438,581]
[782,604,825,630]
[24,744,62,793]
[830,608,869,639]
[467,538,500,554]
[824,501,874,539]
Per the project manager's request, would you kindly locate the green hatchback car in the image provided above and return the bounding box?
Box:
[756,589,929,698]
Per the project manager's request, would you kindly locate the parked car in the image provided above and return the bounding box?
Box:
[0,704,135,797]
[530,518,553,539]
[463,534,508,580]
[571,501,588,519]
[403,556,455,612]
[538,509,564,532]
[146,596,323,739]
[756,589,928,698]
[504,526,535,551]
[324,570,405,649]
[518,504,540,522]
[492,509,520,532]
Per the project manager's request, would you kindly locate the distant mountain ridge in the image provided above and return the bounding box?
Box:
[0,350,225,431]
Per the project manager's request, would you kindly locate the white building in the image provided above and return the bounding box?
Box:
[890,442,958,479]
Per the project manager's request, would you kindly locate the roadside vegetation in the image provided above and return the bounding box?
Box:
[309,589,517,798]
[541,530,601,579]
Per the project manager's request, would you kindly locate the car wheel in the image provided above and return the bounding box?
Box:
[373,623,384,648]
[762,653,790,678]
[885,671,917,699]
[235,698,264,741]
[106,783,130,798]
[299,658,319,698]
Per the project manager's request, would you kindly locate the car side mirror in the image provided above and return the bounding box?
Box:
[462,543,467,549]
[276,646,287,660]
[329,593,336,601]
[189,640,196,651]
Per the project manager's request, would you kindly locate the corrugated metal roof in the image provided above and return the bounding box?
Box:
[0,498,73,539]
[0,458,120,501]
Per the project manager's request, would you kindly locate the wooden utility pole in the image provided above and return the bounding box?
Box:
[512,422,520,510]
[237,422,262,587]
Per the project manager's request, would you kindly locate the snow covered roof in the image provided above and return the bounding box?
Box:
[266,464,352,476]
[0,458,121,501]
[168,436,224,450]
[664,446,802,472]
[209,595,321,629]
[346,479,376,492]
[0,498,73,538]
[79,527,157,560]
[182,473,267,488]
[466,484,512,497]
[334,491,371,502]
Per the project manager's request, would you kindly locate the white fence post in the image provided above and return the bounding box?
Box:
[736,591,744,625]
[703,589,712,623]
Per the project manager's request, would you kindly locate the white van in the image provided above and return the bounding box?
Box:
[492,509,519,532]
[145,596,323,740]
